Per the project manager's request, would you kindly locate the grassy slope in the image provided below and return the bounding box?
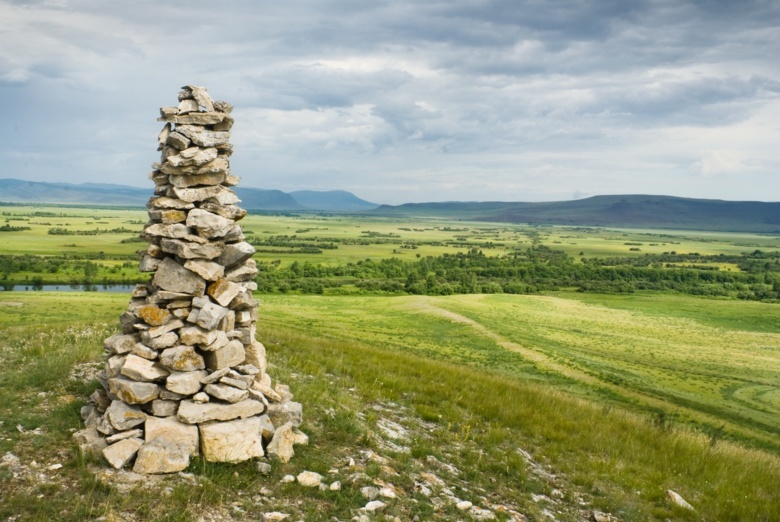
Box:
[2,292,780,520]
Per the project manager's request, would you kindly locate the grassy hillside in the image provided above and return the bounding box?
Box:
[375,195,780,233]
[1,291,779,520]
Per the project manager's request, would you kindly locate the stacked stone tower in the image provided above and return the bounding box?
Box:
[74,86,304,473]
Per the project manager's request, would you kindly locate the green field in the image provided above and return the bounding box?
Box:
[1,205,780,519]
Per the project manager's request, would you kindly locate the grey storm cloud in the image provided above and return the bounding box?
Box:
[0,0,779,203]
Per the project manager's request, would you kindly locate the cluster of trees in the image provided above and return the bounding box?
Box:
[48,227,136,235]
[254,246,780,301]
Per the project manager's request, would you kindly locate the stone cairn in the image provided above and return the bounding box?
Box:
[73,85,304,474]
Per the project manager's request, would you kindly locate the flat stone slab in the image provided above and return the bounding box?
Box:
[177,399,265,424]
[108,377,161,405]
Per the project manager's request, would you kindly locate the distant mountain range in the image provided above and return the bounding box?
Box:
[375,195,780,233]
[0,179,379,212]
[1,179,778,232]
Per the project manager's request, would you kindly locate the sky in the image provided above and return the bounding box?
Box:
[1,0,779,205]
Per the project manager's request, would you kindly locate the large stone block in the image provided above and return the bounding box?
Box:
[133,438,191,474]
[144,415,199,456]
[152,257,206,296]
[199,417,265,463]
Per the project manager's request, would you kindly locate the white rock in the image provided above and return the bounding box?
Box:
[280,474,295,483]
[361,501,386,513]
[296,471,323,487]
[216,241,255,268]
[329,481,341,491]
[262,513,290,522]
[184,259,224,281]
[187,208,234,239]
[104,333,140,355]
[267,401,303,428]
[667,490,695,511]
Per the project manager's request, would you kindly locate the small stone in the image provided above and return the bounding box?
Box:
[329,481,341,491]
[281,474,295,483]
[102,437,143,469]
[361,487,379,500]
[297,471,323,487]
[194,301,229,330]
[667,490,695,511]
[361,501,386,513]
[262,513,290,522]
[179,326,218,346]
[256,461,272,475]
[457,501,473,511]
[192,392,210,403]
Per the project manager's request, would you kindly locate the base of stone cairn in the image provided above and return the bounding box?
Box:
[73,85,305,474]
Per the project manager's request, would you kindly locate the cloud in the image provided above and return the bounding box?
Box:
[0,0,778,203]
